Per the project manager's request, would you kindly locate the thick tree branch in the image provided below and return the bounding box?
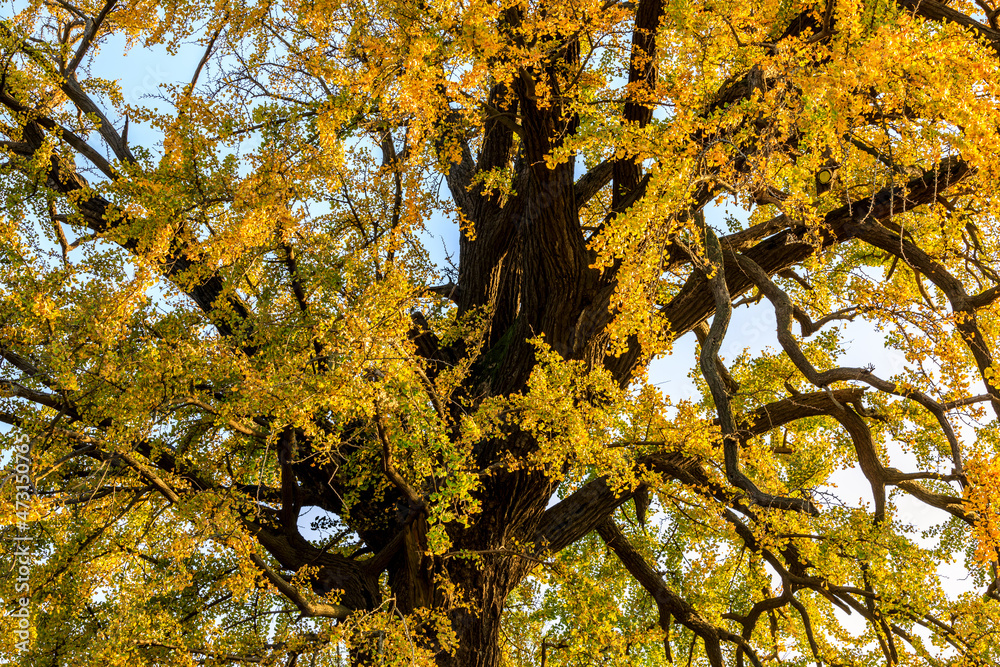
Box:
[249,553,352,620]
[605,155,974,381]
[249,522,382,612]
[532,451,703,555]
[894,0,1000,54]
[574,159,613,208]
[0,130,256,348]
[65,0,118,74]
[534,388,870,556]
[596,518,737,667]
[731,252,972,520]
[611,0,664,213]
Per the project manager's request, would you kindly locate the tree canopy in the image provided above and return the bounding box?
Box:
[2,0,1000,664]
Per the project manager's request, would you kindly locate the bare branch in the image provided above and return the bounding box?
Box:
[188,21,224,92]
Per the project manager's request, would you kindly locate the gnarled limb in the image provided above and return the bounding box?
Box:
[0,122,256,348]
[606,156,974,382]
[699,227,818,515]
[248,521,382,612]
[534,388,874,556]
[694,320,740,394]
[732,251,973,521]
[532,452,704,555]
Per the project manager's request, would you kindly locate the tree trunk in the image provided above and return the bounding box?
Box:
[378,467,554,666]
[376,550,518,667]
[436,563,513,667]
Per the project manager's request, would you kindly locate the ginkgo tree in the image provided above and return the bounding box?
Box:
[2,0,1000,664]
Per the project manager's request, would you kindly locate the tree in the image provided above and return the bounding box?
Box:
[1,0,1000,663]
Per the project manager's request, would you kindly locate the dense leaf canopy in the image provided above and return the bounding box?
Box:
[2,0,1000,664]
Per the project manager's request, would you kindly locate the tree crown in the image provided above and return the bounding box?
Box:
[1,0,1000,664]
